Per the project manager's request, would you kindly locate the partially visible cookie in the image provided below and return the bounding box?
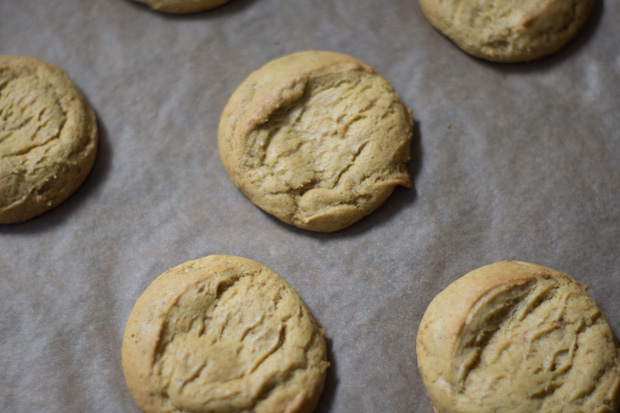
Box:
[132,0,231,13]
[0,56,98,224]
[122,255,329,413]
[418,0,595,62]
[218,51,413,232]
[417,260,620,413]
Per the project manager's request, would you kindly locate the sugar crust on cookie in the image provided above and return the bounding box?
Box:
[122,255,329,413]
[132,0,231,13]
[0,56,97,224]
[416,260,620,413]
[418,0,595,62]
[218,51,413,232]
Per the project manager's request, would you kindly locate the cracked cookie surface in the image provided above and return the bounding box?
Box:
[416,260,620,413]
[0,56,97,223]
[218,51,413,232]
[132,0,231,13]
[418,0,595,62]
[122,255,329,413]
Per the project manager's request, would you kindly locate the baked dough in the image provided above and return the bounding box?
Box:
[132,0,231,13]
[0,56,98,224]
[416,260,620,412]
[122,255,329,413]
[418,0,595,62]
[218,51,413,232]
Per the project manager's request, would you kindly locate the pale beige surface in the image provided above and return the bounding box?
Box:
[219,51,412,232]
[0,56,97,223]
[418,0,595,62]
[133,0,231,14]
[1,1,619,413]
[122,255,329,413]
[417,261,620,413]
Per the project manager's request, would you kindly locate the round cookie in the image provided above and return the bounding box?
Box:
[0,56,97,224]
[132,0,231,13]
[122,255,330,413]
[218,51,413,232]
[418,0,595,62]
[416,261,620,413]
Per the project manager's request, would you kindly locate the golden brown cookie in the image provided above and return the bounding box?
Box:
[416,260,620,412]
[0,56,97,224]
[132,0,231,13]
[218,51,413,232]
[418,0,595,62]
[122,255,329,413]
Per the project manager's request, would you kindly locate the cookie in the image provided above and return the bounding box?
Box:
[132,0,231,13]
[122,255,329,413]
[0,56,98,224]
[418,0,595,62]
[218,51,413,232]
[416,261,620,412]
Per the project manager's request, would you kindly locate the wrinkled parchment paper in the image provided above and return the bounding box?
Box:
[1,1,619,411]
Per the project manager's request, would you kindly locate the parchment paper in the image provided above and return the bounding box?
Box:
[1,1,619,412]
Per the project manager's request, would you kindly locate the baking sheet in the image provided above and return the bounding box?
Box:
[1,0,619,411]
